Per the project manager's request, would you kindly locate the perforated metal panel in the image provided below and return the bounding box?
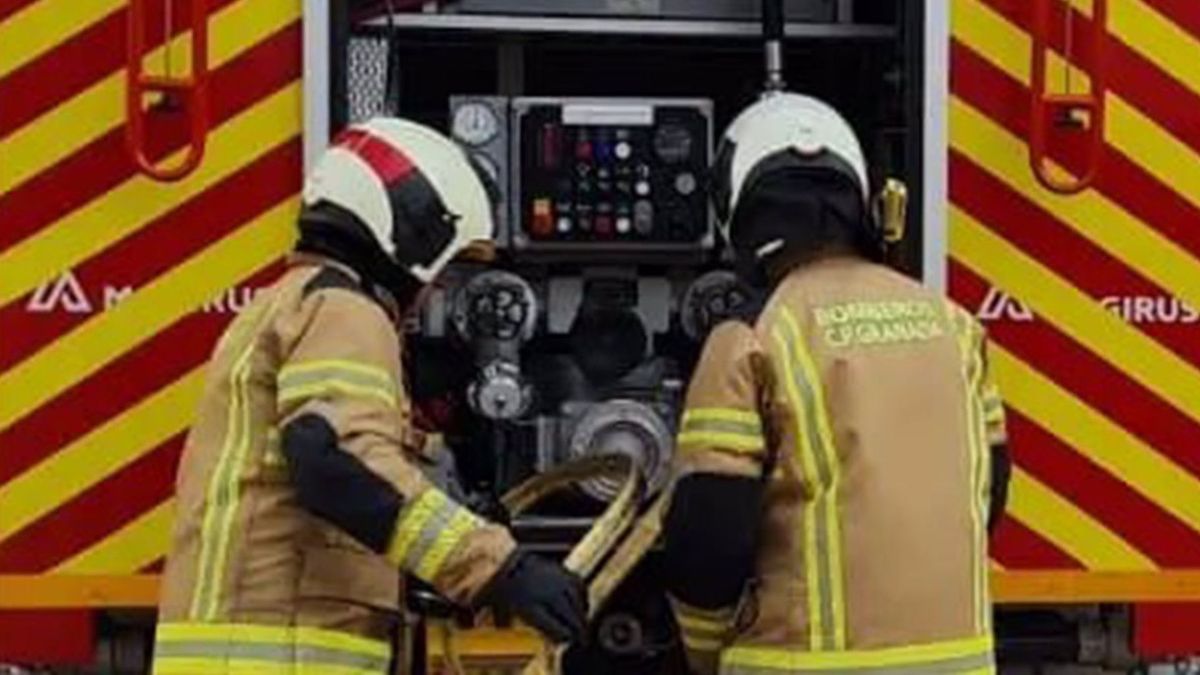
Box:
[346,35,392,124]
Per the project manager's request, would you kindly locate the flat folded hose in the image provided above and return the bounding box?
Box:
[439,454,654,675]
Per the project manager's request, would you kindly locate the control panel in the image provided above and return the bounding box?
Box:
[512,98,714,255]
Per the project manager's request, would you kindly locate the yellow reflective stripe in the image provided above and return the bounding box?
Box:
[189,296,280,620]
[676,613,727,634]
[969,333,993,633]
[677,431,765,454]
[673,603,732,634]
[681,634,726,652]
[723,635,994,672]
[280,359,394,384]
[671,599,732,654]
[156,622,390,656]
[153,659,384,675]
[154,622,389,675]
[944,302,991,634]
[263,428,284,467]
[387,489,448,567]
[683,407,762,427]
[679,408,766,454]
[672,600,735,622]
[277,379,397,408]
[778,307,847,651]
[415,507,482,581]
[771,327,824,651]
[278,360,397,408]
[388,488,483,582]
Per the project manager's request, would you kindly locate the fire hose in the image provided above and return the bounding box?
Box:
[435,454,672,675]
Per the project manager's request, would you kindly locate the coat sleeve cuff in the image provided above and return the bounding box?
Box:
[387,488,516,603]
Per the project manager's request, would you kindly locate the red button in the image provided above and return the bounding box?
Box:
[595,215,614,237]
[576,140,593,161]
[531,199,554,237]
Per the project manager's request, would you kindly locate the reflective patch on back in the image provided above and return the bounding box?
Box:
[813,300,944,349]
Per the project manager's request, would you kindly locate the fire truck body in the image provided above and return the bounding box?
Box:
[1,0,1199,669]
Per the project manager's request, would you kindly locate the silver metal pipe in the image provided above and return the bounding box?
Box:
[764,39,786,92]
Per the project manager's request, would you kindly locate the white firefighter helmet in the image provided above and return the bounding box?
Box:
[303,117,495,283]
[711,93,871,259]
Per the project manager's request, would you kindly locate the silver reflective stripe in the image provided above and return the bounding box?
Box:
[681,418,762,437]
[402,499,460,571]
[722,651,995,675]
[154,641,389,672]
[779,320,839,651]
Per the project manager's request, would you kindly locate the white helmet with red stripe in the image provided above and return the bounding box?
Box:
[303,117,495,283]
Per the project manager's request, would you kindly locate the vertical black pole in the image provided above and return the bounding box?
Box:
[330,0,351,136]
[763,0,786,92]
[902,0,926,278]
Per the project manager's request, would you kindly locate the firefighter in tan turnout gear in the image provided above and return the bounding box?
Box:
[153,118,586,674]
[662,94,1012,675]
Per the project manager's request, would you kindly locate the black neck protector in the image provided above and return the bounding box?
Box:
[295,202,425,312]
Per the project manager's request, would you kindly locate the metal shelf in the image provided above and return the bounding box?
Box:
[368,12,895,40]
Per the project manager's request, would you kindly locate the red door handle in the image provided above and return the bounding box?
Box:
[126,0,209,182]
[1029,0,1107,195]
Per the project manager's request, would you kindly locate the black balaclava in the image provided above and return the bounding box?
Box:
[729,162,878,289]
[295,201,426,312]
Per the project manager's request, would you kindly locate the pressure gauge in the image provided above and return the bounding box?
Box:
[453,102,500,146]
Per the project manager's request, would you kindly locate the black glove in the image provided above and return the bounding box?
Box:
[481,550,587,644]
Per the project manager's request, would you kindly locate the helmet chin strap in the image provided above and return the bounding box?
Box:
[755,238,786,259]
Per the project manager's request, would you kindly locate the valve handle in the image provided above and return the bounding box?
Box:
[126,0,210,182]
[1029,0,1107,195]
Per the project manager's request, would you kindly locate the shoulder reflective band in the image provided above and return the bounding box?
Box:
[721,635,995,674]
[153,622,390,675]
[678,407,766,455]
[277,360,398,409]
[387,488,483,582]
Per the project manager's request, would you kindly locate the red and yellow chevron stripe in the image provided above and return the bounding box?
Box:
[949,0,1200,583]
[3,0,1200,617]
[0,0,302,600]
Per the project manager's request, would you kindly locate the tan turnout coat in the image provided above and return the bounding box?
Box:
[153,258,514,675]
[671,257,1006,675]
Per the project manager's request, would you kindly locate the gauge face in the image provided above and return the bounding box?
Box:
[453,102,499,146]
[653,124,694,164]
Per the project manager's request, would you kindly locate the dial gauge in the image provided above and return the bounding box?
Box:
[453,102,500,146]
